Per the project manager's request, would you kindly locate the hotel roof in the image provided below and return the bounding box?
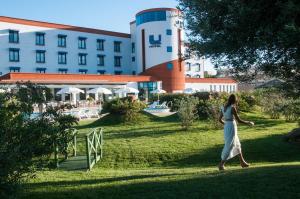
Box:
[0,73,236,85]
[0,73,157,85]
[0,16,131,38]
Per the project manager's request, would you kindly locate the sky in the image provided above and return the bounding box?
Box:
[0,0,215,72]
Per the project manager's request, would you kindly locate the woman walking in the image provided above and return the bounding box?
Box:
[218,94,254,170]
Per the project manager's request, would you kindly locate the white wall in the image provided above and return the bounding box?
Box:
[133,9,203,75]
[0,22,132,75]
[185,83,238,93]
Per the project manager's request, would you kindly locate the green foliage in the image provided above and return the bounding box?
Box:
[206,98,225,129]
[0,83,77,198]
[258,89,284,119]
[176,96,199,130]
[179,0,300,95]
[103,97,146,123]
[42,107,78,159]
[235,92,256,112]
[280,99,300,122]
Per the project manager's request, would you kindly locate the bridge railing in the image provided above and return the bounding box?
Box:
[86,128,104,170]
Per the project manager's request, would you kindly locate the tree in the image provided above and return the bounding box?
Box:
[0,83,77,198]
[178,0,300,95]
[177,96,199,130]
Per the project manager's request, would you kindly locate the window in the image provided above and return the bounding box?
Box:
[210,85,213,92]
[214,85,217,91]
[36,67,46,73]
[9,66,20,72]
[166,29,172,35]
[226,85,229,92]
[114,71,122,75]
[138,82,158,93]
[78,37,87,49]
[58,52,67,64]
[9,48,20,62]
[219,85,222,92]
[114,56,122,67]
[97,55,105,66]
[9,30,19,43]
[114,41,121,52]
[223,85,226,92]
[136,11,167,26]
[97,70,105,75]
[232,85,236,92]
[97,39,105,51]
[132,56,135,62]
[131,42,135,53]
[58,68,68,74]
[36,32,45,45]
[58,35,67,47]
[186,62,191,71]
[78,53,87,65]
[167,63,173,70]
[167,46,172,52]
[36,50,46,63]
[196,63,201,72]
[79,69,88,74]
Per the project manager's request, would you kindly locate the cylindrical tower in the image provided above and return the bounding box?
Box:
[134,8,185,93]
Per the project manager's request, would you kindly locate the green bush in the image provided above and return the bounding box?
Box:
[176,96,199,130]
[235,92,256,112]
[258,89,284,119]
[0,83,77,198]
[280,99,300,121]
[103,97,146,123]
[206,98,225,129]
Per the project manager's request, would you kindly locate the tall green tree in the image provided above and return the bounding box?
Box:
[178,0,300,95]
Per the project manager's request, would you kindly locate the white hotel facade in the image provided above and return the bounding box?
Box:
[0,8,237,95]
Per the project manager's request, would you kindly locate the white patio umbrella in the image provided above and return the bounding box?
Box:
[115,87,139,98]
[150,88,166,102]
[115,87,139,94]
[0,89,5,93]
[87,87,112,105]
[57,87,84,105]
[183,88,198,94]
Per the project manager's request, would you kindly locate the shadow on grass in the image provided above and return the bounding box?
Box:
[21,164,300,199]
[166,134,300,168]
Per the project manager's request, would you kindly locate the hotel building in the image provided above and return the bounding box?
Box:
[0,8,237,96]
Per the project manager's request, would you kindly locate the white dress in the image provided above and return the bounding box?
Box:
[221,105,241,161]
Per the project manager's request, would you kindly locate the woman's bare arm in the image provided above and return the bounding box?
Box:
[232,106,253,125]
[218,111,225,125]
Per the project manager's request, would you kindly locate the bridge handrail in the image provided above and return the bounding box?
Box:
[85,127,104,170]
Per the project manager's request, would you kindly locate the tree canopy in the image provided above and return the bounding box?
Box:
[178,0,300,94]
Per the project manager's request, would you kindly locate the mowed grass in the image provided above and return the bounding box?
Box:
[20,112,300,199]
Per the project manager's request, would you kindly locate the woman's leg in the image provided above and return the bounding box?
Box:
[219,160,226,170]
[238,153,250,167]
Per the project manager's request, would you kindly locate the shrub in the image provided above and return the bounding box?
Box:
[103,97,146,123]
[206,98,225,129]
[176,96,199,130]
[258,89,284,119]
[280,99,300,121]
[192,92,211,101]
[0,83,77,198]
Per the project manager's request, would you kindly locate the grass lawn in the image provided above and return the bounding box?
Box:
[19,112,300,199]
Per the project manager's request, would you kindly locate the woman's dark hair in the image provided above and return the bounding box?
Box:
[224,94,237,111]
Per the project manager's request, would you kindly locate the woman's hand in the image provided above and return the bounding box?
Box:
[247,121,255,126]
